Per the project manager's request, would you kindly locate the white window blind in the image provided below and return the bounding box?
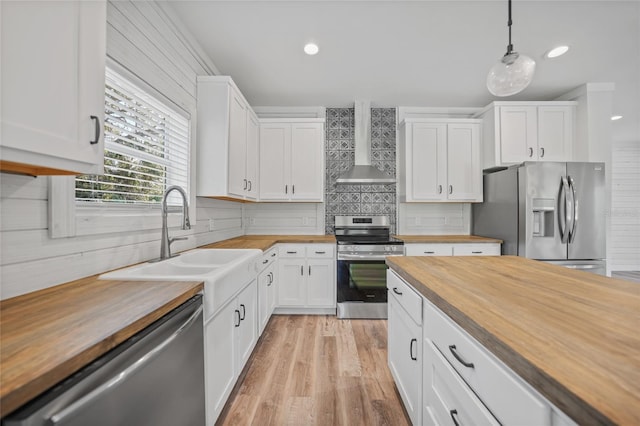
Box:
[76,68,190,206]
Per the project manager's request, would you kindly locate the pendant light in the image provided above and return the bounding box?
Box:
[487,0,535,97]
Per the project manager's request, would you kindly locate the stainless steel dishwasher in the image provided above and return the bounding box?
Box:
[2,295,205,426]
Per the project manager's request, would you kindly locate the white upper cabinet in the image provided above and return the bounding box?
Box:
[0,0,107,175]
[196,76,258,200]
[399,119,482,203]
[258,119,325,202]
[478,102,576,169]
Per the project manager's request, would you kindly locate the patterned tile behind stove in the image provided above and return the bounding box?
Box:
[324,107,397,234]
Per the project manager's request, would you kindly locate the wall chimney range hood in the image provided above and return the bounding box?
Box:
[335,100,396,185]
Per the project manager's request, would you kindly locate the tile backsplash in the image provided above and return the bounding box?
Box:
[324,107,397,234]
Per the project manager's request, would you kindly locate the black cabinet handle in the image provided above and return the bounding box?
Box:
[240,304,246,321]
[308,265,311,275]
[528,147,534,157]
[392,287,403,296]
[285,185,288,194]
[410,338,417,361]
[243,179,248,190]
[424,251,435,254]
[271,252,277,257]
[438,184,442,194]
[292,185,295,194]
[315,251,326,254]
[263,259,269,264]
[450,409,461,426]
[449,185,453,194]
[234,310,241,327]
[472,251,483,254]
[287,251,297,254]
[449,345,474,368]
[540,147,545,158]
[90,115,100,144]
[301,265,303,275]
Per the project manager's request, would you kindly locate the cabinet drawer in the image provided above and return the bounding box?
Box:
[405,244,453,256]
[424,301,550,425]
[305,244,334,258]
[452,243,501,256]
[258,247,278,271]
[425,340,499,426]
[278,244,306,258]
[387,270,422,326]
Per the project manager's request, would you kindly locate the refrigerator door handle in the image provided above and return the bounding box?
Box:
[568,176,578,243]
[558,176,571,243]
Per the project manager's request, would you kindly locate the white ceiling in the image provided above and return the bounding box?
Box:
[165,0,640,143]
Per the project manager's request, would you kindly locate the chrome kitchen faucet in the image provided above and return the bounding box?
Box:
[158,185,191,260]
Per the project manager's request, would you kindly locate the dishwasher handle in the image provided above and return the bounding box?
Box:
[48,303,204,425]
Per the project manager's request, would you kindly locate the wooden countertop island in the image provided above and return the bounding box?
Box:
[386,255,640,425]
[0,276,203,416]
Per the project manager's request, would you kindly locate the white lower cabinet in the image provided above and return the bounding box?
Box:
[204,280,258,425]
[276,244,335,310]
[258,261,277,335]
[405,243,501,257]
[388,271,422,426]
[388,269,571,426]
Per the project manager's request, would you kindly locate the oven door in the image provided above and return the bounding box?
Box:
[337,256,390,303]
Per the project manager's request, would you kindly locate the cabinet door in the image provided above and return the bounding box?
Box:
[267,265,277,317]
[259,123,290,200]
[236,281,258,373]
[204,301,237,425]
[227,88,248,198]
[245,112,259,200]
[278,259,306,306]
[306,259,335,307]
[290,123,324,201]
[447,123,482,201]
[408,123,447,201]
[537,106,573,161]
[388,294,422,425]
[1,1,106,175]
[257,269,270,336]
[499,106,538,163]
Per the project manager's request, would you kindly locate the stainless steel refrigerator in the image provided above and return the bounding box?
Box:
[472,162,606,275]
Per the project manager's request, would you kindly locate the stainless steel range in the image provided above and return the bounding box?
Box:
[335,216,404,319]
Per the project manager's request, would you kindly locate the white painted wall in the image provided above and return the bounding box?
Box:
[610,141,640,271]
[0,1,242,300]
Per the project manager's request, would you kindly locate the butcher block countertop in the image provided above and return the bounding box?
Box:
[386,255,640,425]
[0,276,203,416]
[393,235,502,244]
[200,234,336,251]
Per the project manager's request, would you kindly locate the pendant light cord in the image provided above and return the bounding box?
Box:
[506,0,513,55]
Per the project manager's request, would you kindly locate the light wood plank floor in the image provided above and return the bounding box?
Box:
[217,315,411,426]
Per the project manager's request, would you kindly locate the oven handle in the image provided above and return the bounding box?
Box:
[337,253,403,261]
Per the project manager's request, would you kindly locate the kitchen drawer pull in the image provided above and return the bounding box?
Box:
[424,251,435,254]
[240,304,246,321]
[450,409,461,426]
[410,338,417,361]
[271,252,277,257]
[449,345,475,368]
[392,287,403,296]
[263,259,269,264]
[235,310,241,327]
[287,251,297,254]
[472,251,483,254]
[90,116,100,144]
[315,251,326,254]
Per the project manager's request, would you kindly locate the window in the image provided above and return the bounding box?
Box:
[76,68,190,206]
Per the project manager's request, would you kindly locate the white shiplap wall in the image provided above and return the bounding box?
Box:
[0,1,243,300]
[611,141,640,271]
[397,203,471,235]
[243,203,325,235]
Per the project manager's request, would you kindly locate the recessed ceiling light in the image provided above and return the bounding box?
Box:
[611,115,623,121]
[304,43,319,56]
[545,45,569,59]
